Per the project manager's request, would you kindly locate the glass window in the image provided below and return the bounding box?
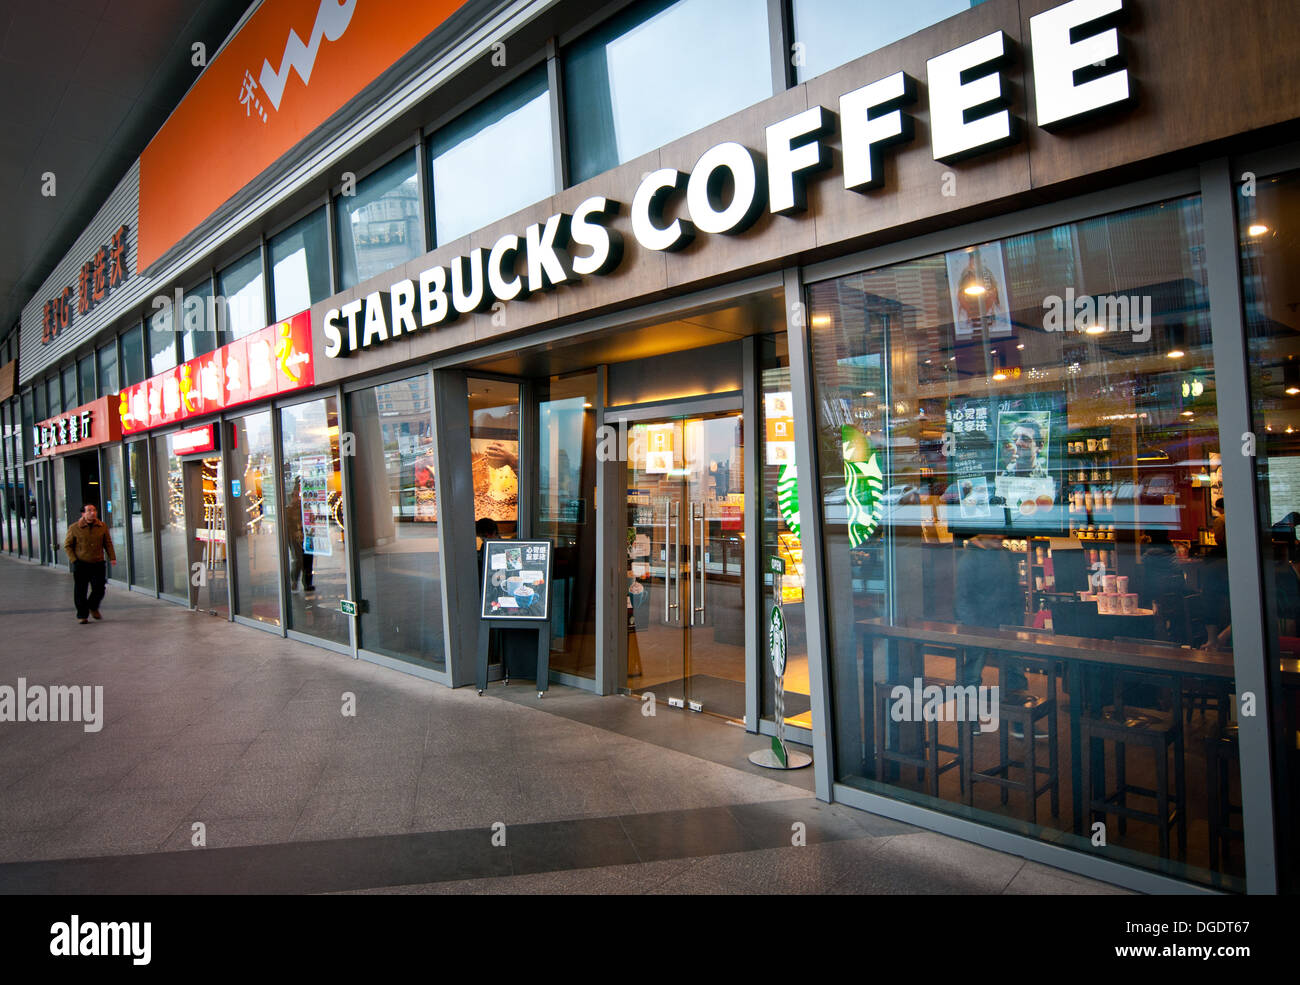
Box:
[430,69,555,245]
[218,249,267,341]
[469,378,520,537]
[44,378,58,419]
[349,375,445,669]
[21,389,34,461]
[564,0,771,185]
[270,208,331,321]
[61,366,77,412]
[759,334,810,728]
[335,151,422,290]
[536,373,597,679]
[791,0,984,82]
[35,382,48,423]
[1240,168,1300,892]
[280,397,349,644]
[229,411,280,625]
[77,355,94,406]
[120,323,146,387]
[102,446,126,580]
[182,277,218,361]
[148,300,178,376]
[155,431,186,598]
[127,440,154,589]
[97,341,119,397]
[809,195,1241,889]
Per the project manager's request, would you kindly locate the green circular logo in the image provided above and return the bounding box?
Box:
[768,604,787,678]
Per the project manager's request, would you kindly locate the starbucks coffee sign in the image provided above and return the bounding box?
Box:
[323,0,1133,360]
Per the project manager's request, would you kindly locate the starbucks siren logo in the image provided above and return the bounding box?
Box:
[841,425,884,547]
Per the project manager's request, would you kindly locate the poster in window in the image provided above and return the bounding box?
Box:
[411,451,437,522]
[471,438,518,524]
[994,410,1055,521]
[480,539,552,620]
[298,453,333,556]
[946,242,1013,340]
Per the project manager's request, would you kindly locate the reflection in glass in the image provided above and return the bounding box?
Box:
[181,278,218,361]
[155,432,187,599]
[564,0,770,184]
[760,334,810,728]
[791,0,980,82]
[335,151,422,290]
[97,342,118,397]
[102,446,126,581]
[230,412,280,625]
[350,375,445,668]
[537,373,597,679]
[127,440,154,589]
[78,356,94,406]
[120,324,146,387]
[188,456,228,617]
[62,365,76,412]
[270,208,331,321]
[809,196,1241,889]
[469,378,520,537]
[1240,168,1300,892]
[430,69,554,245]
[218,249,267,341]
[280,398,349,644]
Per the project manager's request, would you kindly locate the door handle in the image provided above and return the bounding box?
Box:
[663,499,670,622]
[694,504,706,622]
[668,500,680,621]
[688,499,695,627]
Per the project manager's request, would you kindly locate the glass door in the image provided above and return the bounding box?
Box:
[626,411,746,720]
[185,456,228,617]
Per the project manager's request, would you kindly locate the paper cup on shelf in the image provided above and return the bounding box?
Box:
[1100,593,1121,614]
[1103,574,1118,593]
[1116,576,1129,594]
[1121,593,1139,614]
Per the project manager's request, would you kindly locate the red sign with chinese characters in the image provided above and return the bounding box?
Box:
[118,310,314,434]
[36,396,122,457]
[172,424,218,456]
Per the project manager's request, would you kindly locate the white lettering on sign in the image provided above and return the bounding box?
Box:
[321,0,1136,361]
[258,0,358,113]
[927,31,1016,163]
[1030,0,1131,129]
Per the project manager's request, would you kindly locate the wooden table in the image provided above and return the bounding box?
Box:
[856,618,1235,834]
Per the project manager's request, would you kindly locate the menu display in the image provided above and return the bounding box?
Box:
[298,454,333,557]
[481,540,552,620]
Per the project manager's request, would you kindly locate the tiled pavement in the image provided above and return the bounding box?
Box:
[0,555,1127,894]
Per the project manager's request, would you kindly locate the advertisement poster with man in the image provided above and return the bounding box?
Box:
[994,411,1056,523]
[946,243,1013,340]
[945,396,1061,531]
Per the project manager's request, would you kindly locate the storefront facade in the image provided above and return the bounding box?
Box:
[8,0,1300,893]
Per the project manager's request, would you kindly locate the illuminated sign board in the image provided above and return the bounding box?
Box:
[172,424,219,456]
[36,396,123,456]
[118,310,314,434]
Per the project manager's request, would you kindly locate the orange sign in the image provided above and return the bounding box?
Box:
[138,0,467,271]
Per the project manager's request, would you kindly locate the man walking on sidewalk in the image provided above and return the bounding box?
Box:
[64,503,116,624]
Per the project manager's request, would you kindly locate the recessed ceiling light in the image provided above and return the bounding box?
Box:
[992,372,1007,381]
[1248,223,1270,237]
[1085,324,1106,335]
[1016,343,1025,350]
[1287,387,1300,396]
[1167,349,1185,359]
[810,314,832,327]
[1181,411,1194,416]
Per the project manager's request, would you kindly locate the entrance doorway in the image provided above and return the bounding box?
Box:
[184,456,228,616]
[625,409,746,721]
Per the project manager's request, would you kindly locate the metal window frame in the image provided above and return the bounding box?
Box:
[790,166,1282,892]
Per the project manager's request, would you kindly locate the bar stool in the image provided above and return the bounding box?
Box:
[966,656,1060,823]
[1079,670,1186,859]
[1205,724,1242,871]
[874,679,965,798]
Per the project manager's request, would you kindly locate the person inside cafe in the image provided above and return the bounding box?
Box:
[956,531,1030,717]
[999,419,1049,478]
